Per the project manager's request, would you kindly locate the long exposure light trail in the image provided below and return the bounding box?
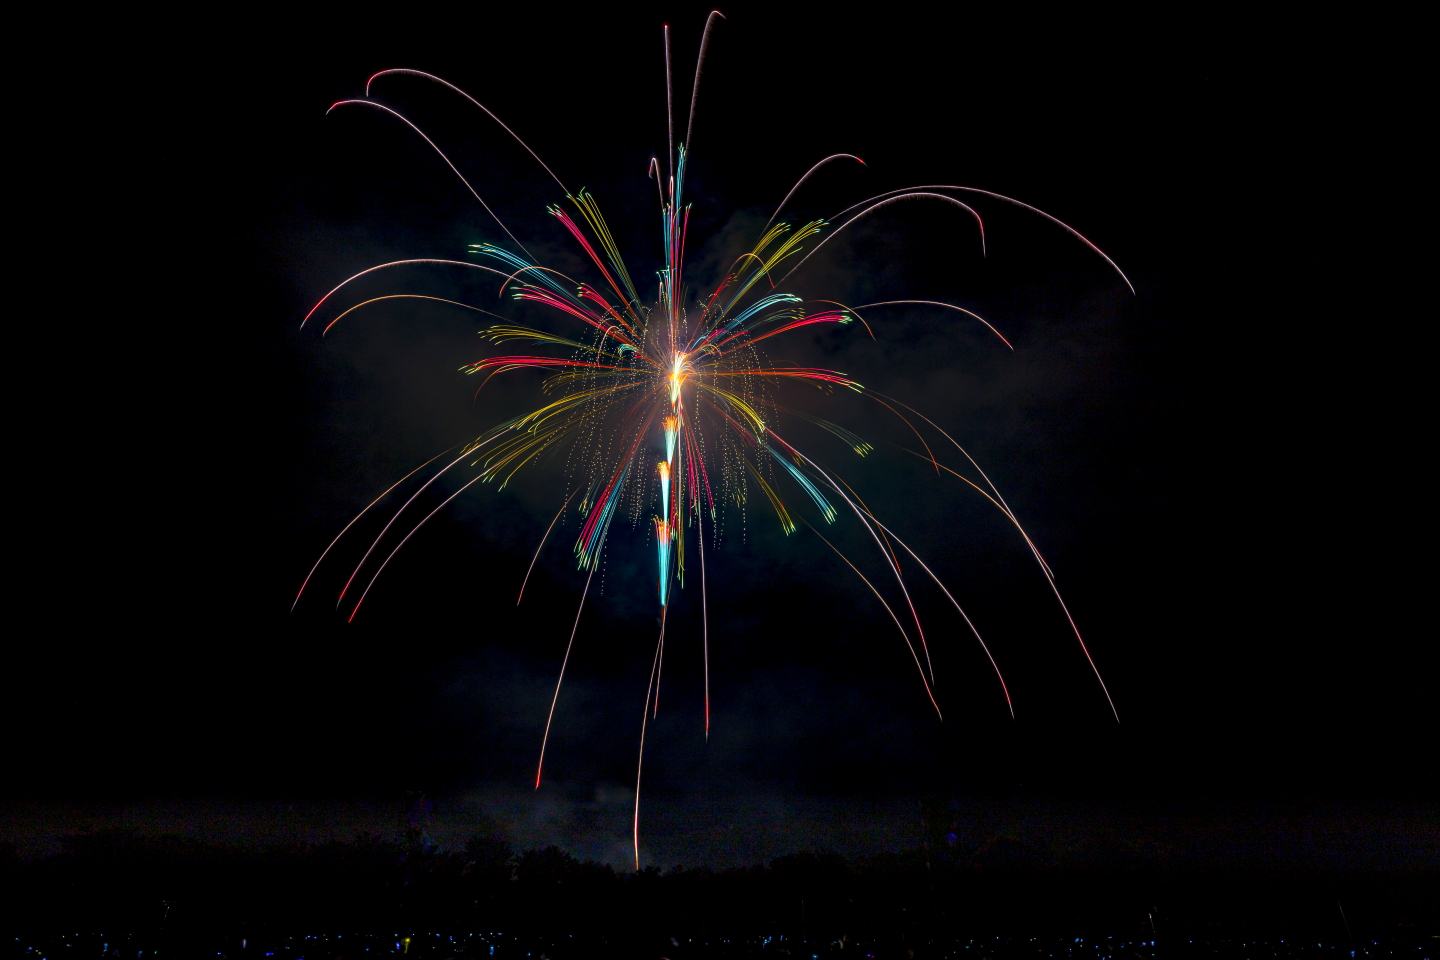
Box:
[295,13,1133,869]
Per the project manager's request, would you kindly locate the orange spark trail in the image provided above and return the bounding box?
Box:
[518,489,578,605]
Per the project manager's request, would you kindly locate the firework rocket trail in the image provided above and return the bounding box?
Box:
[294,14,1135,869]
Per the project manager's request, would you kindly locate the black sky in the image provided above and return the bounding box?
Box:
[7,7,1431,864]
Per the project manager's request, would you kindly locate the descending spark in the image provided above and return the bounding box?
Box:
[322,295,509,336]
[779,192,987,285]
[291,447,458,611]
[699,506,710,739]
[882,398,1117,721]
[518,489,579,605]
[326,100,534,259]
[853,300,1012,349]
[536,564,596,789]
[334,443,487,608]
[635,608,667,870]
[766,154,867,232]
[860,511,1014,718]
[301,259,511,330]
[832,185,1135,293]
[346,467,492,622]
[806,522,941,720]
[365,69,570,195]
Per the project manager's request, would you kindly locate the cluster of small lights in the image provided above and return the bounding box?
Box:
[10,933,1431,959]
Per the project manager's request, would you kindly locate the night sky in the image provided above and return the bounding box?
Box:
[8,8,1431,869]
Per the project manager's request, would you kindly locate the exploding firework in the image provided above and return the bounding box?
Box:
[294,13,1132,869]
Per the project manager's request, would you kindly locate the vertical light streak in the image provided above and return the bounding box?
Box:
[634,607,667,871]
[663,24,674,186]
[663,416,680,463]
[685,10,725,150]
[655,515,672,607]
[699,506,710,739]
[669,355,686,406]
[535,564,596,788]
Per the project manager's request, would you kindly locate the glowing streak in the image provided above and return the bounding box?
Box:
[322,295,508,336]
[535,563,595,789]
[655,515,673,606]
[477,247,588,304]
[365,69,569,194]
[765,154,866,232]
[876,395,1116,721]
[716,368,864,391]
[699,506,710,739]
[326,100,533,258]
[664,24,674,185]
[634,608,667,871]
[860,392,941,473]
[894,445,1053,579]
[685,10,725,150]
[291,447,457,611]
[832,184,1135,294]
[806,523,941,720]
[335,441,491,607]
[663,416,679,463]
[696,293,801,347]
[861,512,1014,718]
[518,489,578,605]
[346,467,491,621]
[778,193,986,285]
[461,356,638,376]
[549,206,641,319]
[807,299,877,339]
[653,624,665,719]
[875,393,1059,582]
[301,259,510,330]
[767,448,836,523]
[571,191,644,310]
[669,353,687,405]
[854,300,1012,350]
[746,462,795,535]
[781,441,938,689]
[713,312,852,352]
[721,221,826,313]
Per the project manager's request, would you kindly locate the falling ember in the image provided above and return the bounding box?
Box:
[295,12,1133,870]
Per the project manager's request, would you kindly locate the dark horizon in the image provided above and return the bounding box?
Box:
[7,3,1431,891]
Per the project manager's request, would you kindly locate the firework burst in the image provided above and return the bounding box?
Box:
[294,14,1131,869]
